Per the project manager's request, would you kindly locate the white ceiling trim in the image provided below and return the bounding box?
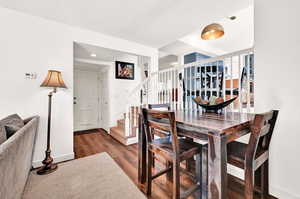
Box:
[74,58,112,66]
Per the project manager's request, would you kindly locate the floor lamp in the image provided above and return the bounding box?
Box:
[37,70,67,175]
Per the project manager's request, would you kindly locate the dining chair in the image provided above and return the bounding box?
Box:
[141,108,204,199]
[227,110,279,199]
[147,103,195,171]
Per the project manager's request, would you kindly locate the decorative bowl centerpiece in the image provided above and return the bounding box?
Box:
[193,96,237,114]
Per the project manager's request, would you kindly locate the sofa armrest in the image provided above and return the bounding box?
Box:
[23,115,39,124]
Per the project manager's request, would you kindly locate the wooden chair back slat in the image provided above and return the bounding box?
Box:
[146,109,171,119]
[264,111,275,122]
[148,120,171,132]
[259,123,271,137]
[148,103,171,111]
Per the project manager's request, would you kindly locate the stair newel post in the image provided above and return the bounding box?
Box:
[125,106,130,137]
[130,106,133,137]
[135,106,138,128]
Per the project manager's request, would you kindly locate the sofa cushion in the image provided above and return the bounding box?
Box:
[0,114,24,139]
[5,124,22,138]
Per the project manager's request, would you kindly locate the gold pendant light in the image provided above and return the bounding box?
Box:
[201,23,224,40]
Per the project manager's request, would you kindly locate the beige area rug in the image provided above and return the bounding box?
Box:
[23,153,146,199]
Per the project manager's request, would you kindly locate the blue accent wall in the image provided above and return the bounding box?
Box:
[184,52,210,64]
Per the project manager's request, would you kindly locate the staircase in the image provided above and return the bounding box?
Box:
[109,106,139,145]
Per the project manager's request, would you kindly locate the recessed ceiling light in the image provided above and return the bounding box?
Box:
[90,53,97,57]
[228,16,237,20]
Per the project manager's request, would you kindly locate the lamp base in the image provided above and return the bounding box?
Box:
[37,163,58,175]
[37,150,58,175]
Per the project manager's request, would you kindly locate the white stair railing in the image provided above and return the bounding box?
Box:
[123,48,254,138]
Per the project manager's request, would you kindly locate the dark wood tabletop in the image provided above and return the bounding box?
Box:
[138,110,255,199]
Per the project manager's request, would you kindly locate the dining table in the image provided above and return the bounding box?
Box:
[138,110,255,199]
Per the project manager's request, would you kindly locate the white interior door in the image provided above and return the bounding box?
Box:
[74,69,99,131]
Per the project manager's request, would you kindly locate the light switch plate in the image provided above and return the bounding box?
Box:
[25,73,37,79]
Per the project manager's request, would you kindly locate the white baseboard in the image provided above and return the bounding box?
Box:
[126,136,138,145]
[270,186,300,199]
[32,153,75,168]
[227,165,300,199]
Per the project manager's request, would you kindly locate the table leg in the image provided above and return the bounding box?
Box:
[207,135,227,199]
[138,114,147,185]
[201,145,208,199]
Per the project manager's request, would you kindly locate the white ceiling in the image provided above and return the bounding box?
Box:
[159,40,217,57]
[161,5,254,56]
[74,43,129,63]
[158,6,253,68]
[74,62,109,72]
[0,0,252,48]
[74,42,150,71]
[159,55,178,70]
[179,5,254,55]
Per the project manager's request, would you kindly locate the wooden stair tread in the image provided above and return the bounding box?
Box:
[110,126,125,135]
[110,126,136,145]
[110,126,136,139]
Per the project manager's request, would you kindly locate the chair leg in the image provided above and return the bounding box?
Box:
[245,167,255,199]
[195,153,202,199]
[151,134,155,168]
[172,159,180,199]
[152,153,155,168]
[185,137,194,172]
[146,150,153,195]
[166,161,173,182]
[201,146,208,199]
[261,160,269,199]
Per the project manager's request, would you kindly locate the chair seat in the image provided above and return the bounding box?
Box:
[149,137,202,162]
[227,141,267,169]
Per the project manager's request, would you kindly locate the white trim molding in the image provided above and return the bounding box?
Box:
[227,165,300,199]
[270,186,300,199]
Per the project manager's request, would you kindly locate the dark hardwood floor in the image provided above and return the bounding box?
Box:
[74,129,277,199]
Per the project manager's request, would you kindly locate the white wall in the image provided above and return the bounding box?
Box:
[255,0,300,198]
[107,54,142,128]
[0,7,158,166]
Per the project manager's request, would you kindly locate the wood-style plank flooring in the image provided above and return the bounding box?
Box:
[74,129,277,199]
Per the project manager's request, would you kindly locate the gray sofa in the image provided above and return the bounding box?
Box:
[0,116,39,199]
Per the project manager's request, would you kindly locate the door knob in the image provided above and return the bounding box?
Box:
[74,97,77,104]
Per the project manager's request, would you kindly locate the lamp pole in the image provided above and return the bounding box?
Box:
[37,87,58,175]
[38,70,66,175]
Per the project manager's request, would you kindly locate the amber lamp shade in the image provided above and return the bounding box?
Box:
[40,70,67,88]
[201,23,225,40]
